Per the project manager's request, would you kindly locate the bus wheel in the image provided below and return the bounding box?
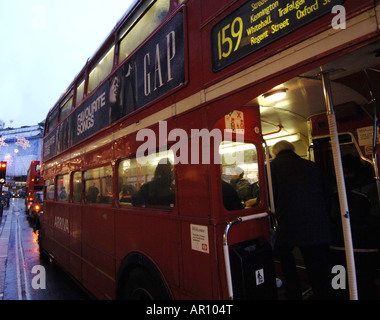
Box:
[120,267,171,300]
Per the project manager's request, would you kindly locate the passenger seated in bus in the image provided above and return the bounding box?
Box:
[222,180,244,211]
[86,184,99,203]
[119,185,136,205]
[229,166,260,207]
[133,159,175,207]
[58,187,68,201]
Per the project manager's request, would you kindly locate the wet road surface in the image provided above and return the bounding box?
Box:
[0,198,91,300]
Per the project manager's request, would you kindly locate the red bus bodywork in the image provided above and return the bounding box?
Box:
[25,161,44,211]
[40,0,380,299]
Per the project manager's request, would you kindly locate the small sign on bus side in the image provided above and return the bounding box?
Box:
[190,224,210,254]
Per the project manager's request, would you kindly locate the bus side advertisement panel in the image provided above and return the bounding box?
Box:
[43,12,185,162]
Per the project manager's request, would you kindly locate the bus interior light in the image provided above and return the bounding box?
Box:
[219,142,254,155]
[266,133,301,146]
[262,88,288,103]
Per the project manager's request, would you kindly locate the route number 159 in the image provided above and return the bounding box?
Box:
[217,17,243,60]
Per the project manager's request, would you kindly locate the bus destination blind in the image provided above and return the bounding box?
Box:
[211,0,345,72]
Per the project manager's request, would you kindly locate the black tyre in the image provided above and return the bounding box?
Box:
[120,267,171,300]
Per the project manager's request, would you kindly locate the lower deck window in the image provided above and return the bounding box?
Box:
[57,174,69,202]
[84,166,113,204]
[219,141,261,210]
[118,150,175,208]
[45,179,55,200]
[73,171,82,203]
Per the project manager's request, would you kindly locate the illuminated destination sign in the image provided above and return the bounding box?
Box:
[211,0,345,71]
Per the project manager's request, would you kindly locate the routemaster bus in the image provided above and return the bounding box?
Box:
[25,161,44,212]
[41,0,380,300]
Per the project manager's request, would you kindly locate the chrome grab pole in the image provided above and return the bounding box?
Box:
[321,70,358,300]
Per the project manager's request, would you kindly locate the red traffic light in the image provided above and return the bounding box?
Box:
[0,161,7,184]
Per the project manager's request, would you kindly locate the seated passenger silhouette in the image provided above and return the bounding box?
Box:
[133,159,175,207]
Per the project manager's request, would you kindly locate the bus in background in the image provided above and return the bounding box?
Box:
[25,161,44,212]
[40,0,380,300]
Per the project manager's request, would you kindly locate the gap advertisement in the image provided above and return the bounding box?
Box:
[43,12,185,162]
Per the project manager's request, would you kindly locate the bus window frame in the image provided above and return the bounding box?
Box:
[75,78,86,107]
[57,174,70,202]
[47,108,59,133]
[219,140,261,212]
[117,149,176,211]
[59,90,74,122]
[117,0,171,65]
[45,179,55,201]
[84,165,114,205]
[72,171,83,203]
[88,44,116,94]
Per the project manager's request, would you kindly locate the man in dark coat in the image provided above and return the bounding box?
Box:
[271,140,331,299]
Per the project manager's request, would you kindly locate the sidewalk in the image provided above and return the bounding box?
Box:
[0,206,11,299]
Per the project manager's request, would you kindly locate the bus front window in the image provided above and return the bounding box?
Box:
[219,141,260,211]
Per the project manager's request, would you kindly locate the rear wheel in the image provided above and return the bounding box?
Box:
[119,267,171,300]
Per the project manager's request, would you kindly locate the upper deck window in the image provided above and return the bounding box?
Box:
[118,0,170,64]
[88,45,115,94]
[47,108,59,133]
[76,79,85,106]
[59,91,73,121]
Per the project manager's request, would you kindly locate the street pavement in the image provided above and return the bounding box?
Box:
[0,198,90,300]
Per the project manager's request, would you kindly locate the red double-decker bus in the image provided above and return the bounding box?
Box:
[25,161,44,211]
[41,0,380,300]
